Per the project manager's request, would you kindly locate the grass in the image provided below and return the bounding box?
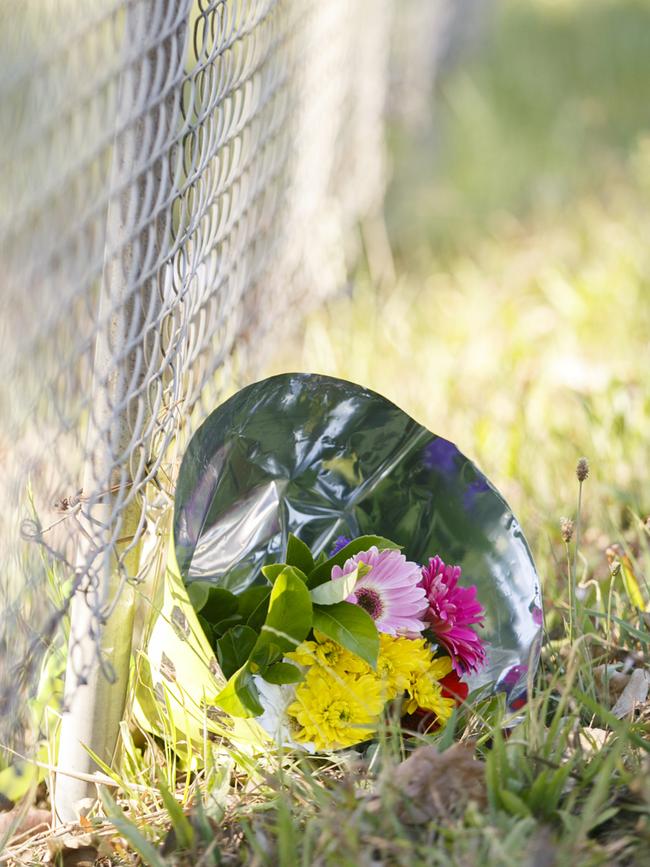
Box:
[4,0,650,864]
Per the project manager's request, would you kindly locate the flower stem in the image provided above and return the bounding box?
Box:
[571,479,584,641]
[566,541,574,645]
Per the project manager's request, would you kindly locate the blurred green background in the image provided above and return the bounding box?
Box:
[268,0,650,616]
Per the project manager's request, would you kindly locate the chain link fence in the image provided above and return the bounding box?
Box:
[0,0,462,821]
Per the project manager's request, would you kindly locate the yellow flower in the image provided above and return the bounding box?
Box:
[287,667,383,750]
[403,654,455,723]
[286,633,457,747]
[377,634,433,699]
[287,632,368,675]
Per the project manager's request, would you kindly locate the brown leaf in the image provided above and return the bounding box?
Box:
[373,743,487,825]
[78,814,94,832]
[611,668,650,718]
[593,665,630,706]
[45,826,100,865]
[57,846,100,867]
[0,806,50,838]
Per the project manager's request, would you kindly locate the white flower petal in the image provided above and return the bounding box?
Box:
[253,675,315,753]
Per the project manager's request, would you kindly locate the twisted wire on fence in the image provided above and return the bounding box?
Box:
[0,0,449,819]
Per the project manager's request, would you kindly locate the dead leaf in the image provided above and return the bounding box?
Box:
[593,665,630,706]
[371,743,487,825]
[0,806,50,838]
[578,727,609,755]
[79,814,95,832]
[45,826,100,865]
[612,668,650,718]
[56,846,100,867]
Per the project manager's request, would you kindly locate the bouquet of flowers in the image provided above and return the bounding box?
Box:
[188,533,487,751]
[137,373,540,755]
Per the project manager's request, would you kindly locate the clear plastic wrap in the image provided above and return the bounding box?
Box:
[174,373,542,710]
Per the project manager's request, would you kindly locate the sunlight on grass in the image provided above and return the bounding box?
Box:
[388,0,650,258]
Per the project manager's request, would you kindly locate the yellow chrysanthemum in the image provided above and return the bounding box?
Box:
[287,632,368,675]
[426,654,454,684]
[403,654,455,722]
[287,667,383,750]
[285,632,458,746]
[377,634,434,699]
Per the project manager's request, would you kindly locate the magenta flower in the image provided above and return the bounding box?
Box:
[419,556,486,674]
[331,547,427,636]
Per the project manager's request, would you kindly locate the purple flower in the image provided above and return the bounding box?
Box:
[463,478,490,511]
[330,535,352,557]
[422,438,459,475]
[418,556,487,674]
[331,547,427,636]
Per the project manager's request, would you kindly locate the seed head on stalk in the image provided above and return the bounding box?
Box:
[560,517,575,544]
[576,457,590,482]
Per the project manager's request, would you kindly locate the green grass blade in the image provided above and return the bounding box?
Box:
[100,789,167,867]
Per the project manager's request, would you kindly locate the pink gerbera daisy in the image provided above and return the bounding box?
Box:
[419,556,486,674]
[331,546,426,635]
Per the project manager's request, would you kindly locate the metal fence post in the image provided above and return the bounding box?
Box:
[54,0,190,823]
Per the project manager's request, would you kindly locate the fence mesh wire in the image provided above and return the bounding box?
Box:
[0,0,449,786]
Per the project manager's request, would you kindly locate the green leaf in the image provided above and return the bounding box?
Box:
[286,534,315,574]
[485,748,500,812]
[212,614,243,638]
[312,601,379,668]
[214,664,264,717]
[192,789,218,845]
[187,581,211,612]
[262,662,303,684]
[0,761,38,804]
[499,789,531,818]
[527,769,552,814]
[253,567,313,658]
[262,563,308,585]
[100,789,167,867]
[251,642,284,669]
[590,806,620,831]
[197,614,213,645]
[307,535,401,589]
[237,585,272,631]
[262,563,287,584]
[157,773,195,850]
[436,707,458,751]
[215,626,258,679]
[309,561,370,605]
[584,609,650,644]
[203,587,239,622]
[546,761,575,812]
